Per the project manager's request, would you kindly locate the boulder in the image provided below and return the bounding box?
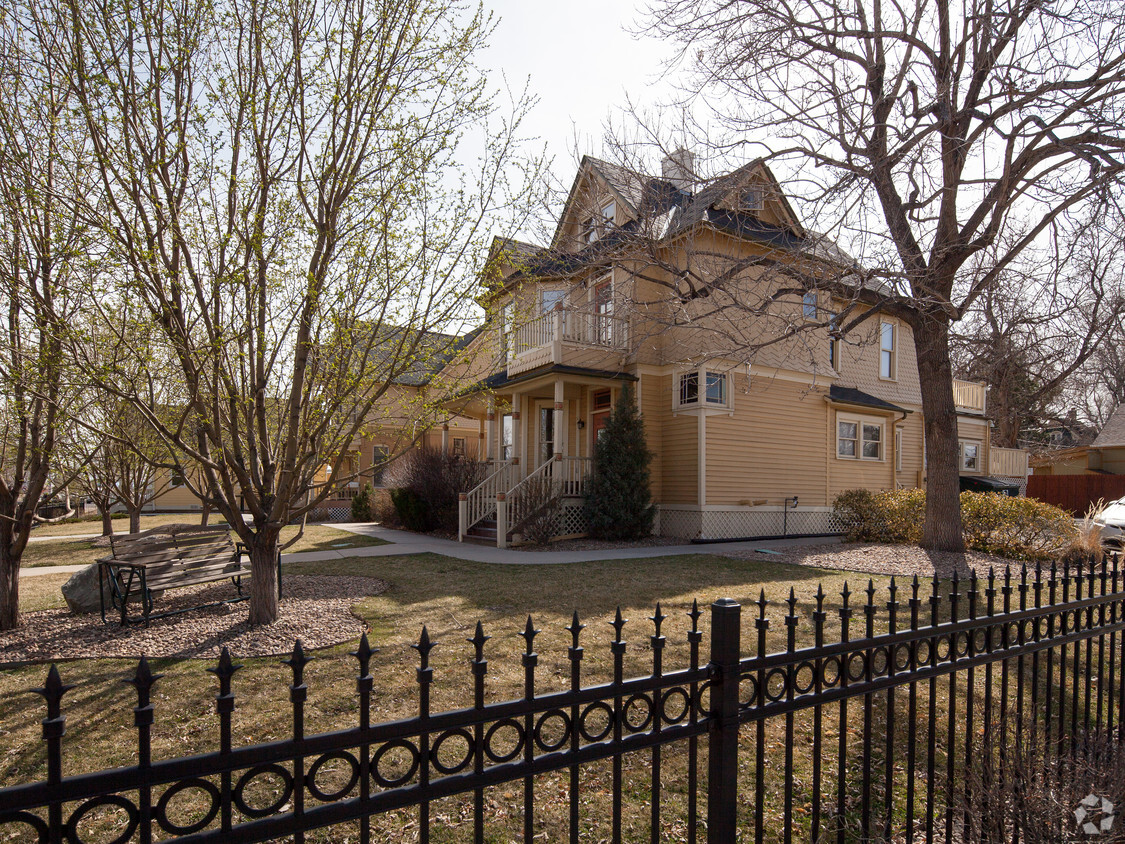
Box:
[61,564,113,615]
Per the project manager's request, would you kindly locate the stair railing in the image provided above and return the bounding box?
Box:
[458,460,516,541]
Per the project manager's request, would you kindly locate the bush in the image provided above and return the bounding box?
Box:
[386,446,488,533]
[389,488,429,532]
[833,488,924,544]
[959,491,1076,561]
[350,484,374,522]
[584,385,655,540]
[370,488,399,527]
[833,488,1077,560]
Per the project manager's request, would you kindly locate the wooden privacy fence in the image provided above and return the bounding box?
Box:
[2,559,1125,843]
[1026,473,1125,515]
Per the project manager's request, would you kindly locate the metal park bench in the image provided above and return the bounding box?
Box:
[97,526,280,625]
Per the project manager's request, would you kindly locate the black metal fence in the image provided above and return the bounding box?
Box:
[2,557,1124,843]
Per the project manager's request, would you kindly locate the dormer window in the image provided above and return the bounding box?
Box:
[740,187,764,211]
[582,200,616,244]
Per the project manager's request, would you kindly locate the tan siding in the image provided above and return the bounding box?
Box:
[640,374,664,503]
[704,374,830,506]
[828,408,901,499]
[659,375,698,505]
[835,315,924,408]
[895,413,925,488]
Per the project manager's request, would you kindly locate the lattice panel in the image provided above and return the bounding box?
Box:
[657,508,703,540]
[993,475,1029,495]
[556,502,589,537]
[699,509,842,540]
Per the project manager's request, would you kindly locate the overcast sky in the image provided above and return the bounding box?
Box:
[480,1,678,191]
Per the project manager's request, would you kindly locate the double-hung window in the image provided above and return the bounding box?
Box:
[960,440,980,471]
[879,321,896,379]
[837,414,883,460]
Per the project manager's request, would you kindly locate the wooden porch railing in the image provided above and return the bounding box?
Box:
[990,446,1029,478]
[952,379,987,413]
[499,456,592,548]
[509,307,630,358]
[458,460,516,541]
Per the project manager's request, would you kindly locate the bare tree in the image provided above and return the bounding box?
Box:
[0,0,92,629]
[59,0,540,623]
[641,0,1125,550]
[952,212,1125,447]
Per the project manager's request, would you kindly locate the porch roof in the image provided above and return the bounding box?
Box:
[479,364,638,392]
[827,385,910,415]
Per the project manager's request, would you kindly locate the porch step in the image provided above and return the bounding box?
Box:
[465,518,500,544]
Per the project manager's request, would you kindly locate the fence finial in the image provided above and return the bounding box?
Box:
[610,607,627,642]
[124,655,163,702]
[33,664,74,717]
[469,620,490,654]
[413,626,435,664]
[566,611,584,646]
[284,639,314,680]
[519,615,539,652]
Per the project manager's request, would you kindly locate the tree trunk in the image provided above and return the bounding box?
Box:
[101,508,115,537]
[0,541,19,631]
[200,503,211,526]
[914,315,966,556]
[128,507,141,534]
[247,527,281,625]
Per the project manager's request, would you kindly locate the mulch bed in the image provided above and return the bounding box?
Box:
[1,575,389,663]
[716,541,1019,578]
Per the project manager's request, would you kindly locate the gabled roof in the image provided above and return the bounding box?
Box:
[1093,405,1125,448]
[366,325,482,387]
[505,155,856,295]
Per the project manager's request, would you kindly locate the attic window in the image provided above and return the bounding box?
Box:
[582,200,616,244]
[740,187,764,211]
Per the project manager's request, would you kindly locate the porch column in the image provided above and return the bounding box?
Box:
[478,414,486,462]
[486,399,495,462]
[554,379,566,460]
[511,394,522,467]
[441,423,449,454]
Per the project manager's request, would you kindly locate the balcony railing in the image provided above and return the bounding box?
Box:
[508,307,629,375]
[952,379,987,414]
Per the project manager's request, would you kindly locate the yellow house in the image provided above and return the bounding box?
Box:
[442,153,1010,544]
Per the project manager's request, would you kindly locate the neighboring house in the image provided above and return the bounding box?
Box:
[1031,405,1125,476]
[442,152,1013,545]
[149,329,485,513]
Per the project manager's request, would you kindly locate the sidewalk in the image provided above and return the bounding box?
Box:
[19,523,840,577]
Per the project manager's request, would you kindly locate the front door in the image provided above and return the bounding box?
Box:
[592,411,610,444]
[538,405,555,466]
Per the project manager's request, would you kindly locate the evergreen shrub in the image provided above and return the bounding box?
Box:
[584,385,655,540]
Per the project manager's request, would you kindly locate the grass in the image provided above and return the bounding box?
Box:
[18,523,388,569]
[4,552,1093,842]
[0,552,908,842]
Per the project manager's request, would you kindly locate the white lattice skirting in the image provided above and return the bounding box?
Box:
[657,506,845,541]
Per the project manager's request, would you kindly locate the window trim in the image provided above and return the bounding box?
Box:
[879,321,897,381]
[836,412,885,462]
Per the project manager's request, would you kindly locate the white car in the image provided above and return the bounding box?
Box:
[1094,497,1125,548]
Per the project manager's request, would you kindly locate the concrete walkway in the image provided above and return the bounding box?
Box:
[19,522,840,578]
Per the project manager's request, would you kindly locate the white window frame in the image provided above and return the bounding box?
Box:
[675,366,731,410]
[959,440,981,472]
[581,199,617,244]
[741,186,764,211]
[879,321,897,380]
[836,412,885,461]
[499,301,512,362]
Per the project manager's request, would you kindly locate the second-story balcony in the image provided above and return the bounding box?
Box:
[953,379,987,414]
[506,307,630,376]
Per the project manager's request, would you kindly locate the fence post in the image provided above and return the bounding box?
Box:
[707,597,742,844]
[458,494,467,542]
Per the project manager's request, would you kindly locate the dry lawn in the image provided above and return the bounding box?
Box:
[18,523,387,569]
[0,551,1023,842]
